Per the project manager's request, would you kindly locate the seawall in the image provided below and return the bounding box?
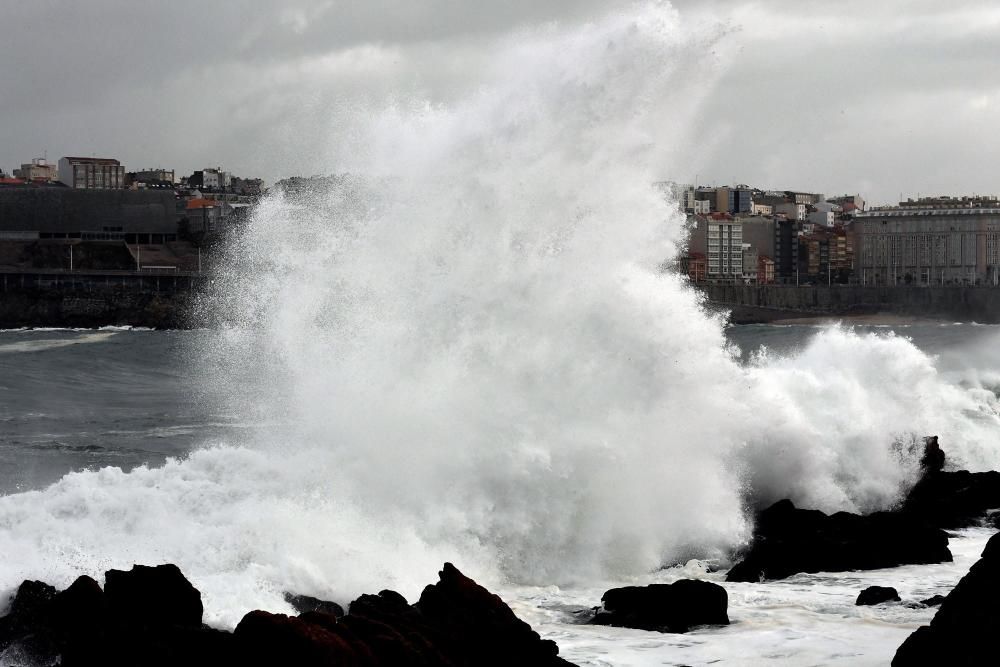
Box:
[700,284,1000,324]
[0,270,201,329]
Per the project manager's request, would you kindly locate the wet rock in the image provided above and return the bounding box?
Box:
[234,610,371,667]
[902,469,1000,529]
[893,531,1000,666]
[0,580,59,663]
[726,499,952,582]
[284,591,345,618]
[855,586,900,606]
[103,563,203,629]
[590,579,729,633]
[920,595,946,607]
[414,562,572,665]
[920,435,945,473]
[0,562,575,667]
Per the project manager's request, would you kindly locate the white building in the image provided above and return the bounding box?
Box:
[687,217,743,280]
[58,156,126,189]
[13,158,58,182]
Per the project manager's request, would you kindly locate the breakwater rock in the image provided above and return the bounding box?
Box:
[726,499,952,583]
[0,562,574,667]
[893,531,1000,666]
[590,580,729,633]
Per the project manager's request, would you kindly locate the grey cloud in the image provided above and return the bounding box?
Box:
[2,1,999,204]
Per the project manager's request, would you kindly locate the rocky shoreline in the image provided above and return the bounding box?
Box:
[2,438,997,665]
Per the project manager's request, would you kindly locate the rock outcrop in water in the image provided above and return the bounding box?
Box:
[900,436,1000,529]
[902,469,1000,529]
[727,439,1000,583]
[855,586,900,606]
[726,499,952,582]
[589,579,729,633]
[0,562,574,667]
[893,531,1000,666]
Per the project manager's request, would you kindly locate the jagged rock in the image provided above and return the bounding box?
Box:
[590,579,729,633]
[893,532,1000,666]
[855,586,899,606]
[902,469,1000,529]
[920,595,946,607]
[103,563,203,629]
[284,591,345,618]
[920,435,945,473]
[0,562,575,667]
[0,580,60,663]
[726,499,952,582]
[414,562,572,665]
[234,610,372,667]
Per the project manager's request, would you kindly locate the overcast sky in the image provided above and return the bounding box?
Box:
[2,1,998,205]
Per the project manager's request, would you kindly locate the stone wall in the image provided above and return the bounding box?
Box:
[701,284,1000,323]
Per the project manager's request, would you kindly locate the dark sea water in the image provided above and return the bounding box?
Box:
[0,328,239,492]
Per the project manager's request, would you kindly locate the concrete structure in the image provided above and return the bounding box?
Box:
[693,199,711,214]
[741,217,776,259]
[751,203,772,216]
[130,169,175,184]
[702,283,1000,324]
[58,157,126,189]
[757,255,775,284]
[682,252,707,282]
[774,218,801,283]
[854,205,1000,286]
[775,202,807,221]
[830,194,866,213]
[13,158,58,183]
[800,227,854,283]
[0,188,179,242]
[808,210,835,227]
[687,215,744,280]
[189,168,231,191]
[742,245,758,283]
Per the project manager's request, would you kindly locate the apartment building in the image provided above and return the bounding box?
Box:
[58,157,126,189]
[854,205,1000,285]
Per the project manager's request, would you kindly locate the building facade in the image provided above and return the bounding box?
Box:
[687,215,744,281]
[854,206,1000,285]
[13,158,58,183]
[58,157,126,189]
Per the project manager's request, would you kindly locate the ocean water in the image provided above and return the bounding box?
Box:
[2,3,1000,664]
[1,324,997,666]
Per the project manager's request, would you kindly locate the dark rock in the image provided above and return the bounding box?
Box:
[590,579,729,633]
[414,562,573,666]
[920,595,946,607]
[0,580,59,663]
[727,499,952,582]
[103,563,203,629]
[0,562,574,667]
[893,531,1000,666]
[855,586,900,606]
[920,435,945,473]
[234,610,371,667]
[284,591,345,618]
[902,469,1000,529]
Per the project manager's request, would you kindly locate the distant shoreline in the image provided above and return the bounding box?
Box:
[702,284,1000,325]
